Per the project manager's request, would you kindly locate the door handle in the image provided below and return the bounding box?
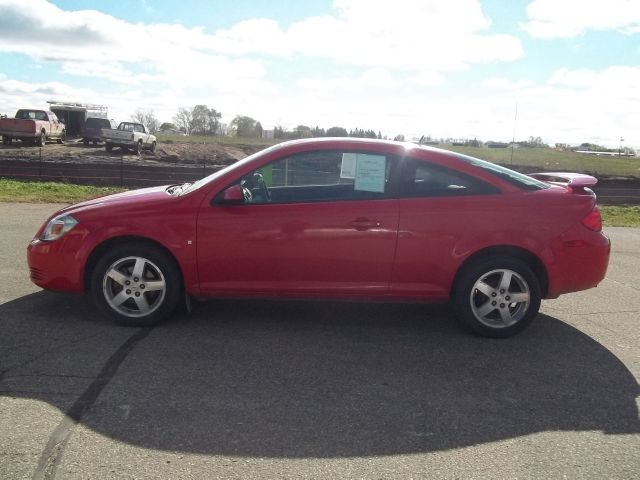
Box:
[349,218,381,231]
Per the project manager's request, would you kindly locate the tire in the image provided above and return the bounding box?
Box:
[105,143,113,152]
[134,140,142,155]
[57,130,66,144]
[83,139,90,146]
[2,136,10,145]
[150,141,156,153]
[38,131,46,147]
[453,255,541,338]
[90,242,183,327]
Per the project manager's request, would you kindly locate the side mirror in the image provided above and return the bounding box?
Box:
[220,184,244,204]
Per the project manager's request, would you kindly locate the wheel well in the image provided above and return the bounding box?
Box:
[451,245,549,298]
[83,236,183,291]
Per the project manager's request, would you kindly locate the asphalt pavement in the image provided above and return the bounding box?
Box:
[1,203,638,479]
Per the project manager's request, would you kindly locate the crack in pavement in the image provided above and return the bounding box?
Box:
[31,327,152,480]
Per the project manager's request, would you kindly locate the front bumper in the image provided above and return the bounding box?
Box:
[27,238,86,292]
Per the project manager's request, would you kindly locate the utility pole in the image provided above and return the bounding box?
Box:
[510,103,518,165]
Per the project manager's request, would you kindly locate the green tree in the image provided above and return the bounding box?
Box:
[294,125,313,138]
[191,105,222,135]
[229,115,261,137]
[326,126,348,137]
[159,122,177,132]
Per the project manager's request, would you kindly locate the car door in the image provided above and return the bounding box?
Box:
[196,149,400,297]
[390,156,502,300]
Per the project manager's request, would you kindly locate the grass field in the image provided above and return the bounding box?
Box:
[154,136,640,178]
[445,145,640,178]
[0,178,124,203]
[1,179,638,227]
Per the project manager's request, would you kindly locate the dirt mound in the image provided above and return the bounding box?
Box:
[0,138,270,167]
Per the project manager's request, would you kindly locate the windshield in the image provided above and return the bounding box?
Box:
[179,142,285,195]
[454,153,549,191]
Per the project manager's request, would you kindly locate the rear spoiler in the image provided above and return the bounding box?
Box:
[528,172,597,194]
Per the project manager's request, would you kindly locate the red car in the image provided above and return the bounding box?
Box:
[27,138,610,337]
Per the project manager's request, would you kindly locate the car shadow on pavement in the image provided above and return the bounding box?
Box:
[1,291,638,458]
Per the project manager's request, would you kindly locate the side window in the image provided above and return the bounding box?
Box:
[238,151,395,204]
[400,158,499,197]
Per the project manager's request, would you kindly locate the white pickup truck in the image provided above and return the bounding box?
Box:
[102,122,156,154]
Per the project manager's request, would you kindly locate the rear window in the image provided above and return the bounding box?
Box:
[455,153,549,191]
[85,118,110,128]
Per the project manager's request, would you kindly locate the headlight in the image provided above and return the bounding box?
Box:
[41,214,78,241]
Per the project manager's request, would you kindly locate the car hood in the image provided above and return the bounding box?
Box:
[56,185,173,217]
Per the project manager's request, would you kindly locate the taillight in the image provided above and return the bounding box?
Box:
[581,206,602,232]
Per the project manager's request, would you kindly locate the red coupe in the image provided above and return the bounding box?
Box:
[27,138,610,337]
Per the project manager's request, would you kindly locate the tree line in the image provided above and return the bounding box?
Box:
[130,107,635,154]
[131,106,391,140]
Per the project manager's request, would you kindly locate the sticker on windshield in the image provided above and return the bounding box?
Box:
[354,154,386,193]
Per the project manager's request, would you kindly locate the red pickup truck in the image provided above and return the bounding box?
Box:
[0,109,66,146]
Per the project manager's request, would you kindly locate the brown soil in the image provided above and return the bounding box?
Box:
[0,138,267,167]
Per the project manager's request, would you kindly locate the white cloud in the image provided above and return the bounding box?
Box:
[299,68,401,92]
[522,0,640,38]
[0,0,523,82]
[482,78,536,89]
[213,0,522,71]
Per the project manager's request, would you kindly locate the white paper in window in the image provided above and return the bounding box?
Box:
[340,153,357,179]
[354,154,386,193]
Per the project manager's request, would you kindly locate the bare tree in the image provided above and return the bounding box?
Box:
[173,107,194,135]
[131,109,160,133]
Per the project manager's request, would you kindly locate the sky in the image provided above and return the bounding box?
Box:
[0,0,639,147]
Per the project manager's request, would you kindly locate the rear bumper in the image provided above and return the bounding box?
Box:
[545,226,611,298]
[105,138,136,147]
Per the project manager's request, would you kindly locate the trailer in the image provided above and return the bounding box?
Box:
[47,101,109,137]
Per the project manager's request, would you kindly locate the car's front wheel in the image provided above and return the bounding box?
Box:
[453,255,541,338]
[90,242,182,326]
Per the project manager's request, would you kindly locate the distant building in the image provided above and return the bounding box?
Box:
[486,141,509,148]
[575,150,635,157]
[262,129,275,140]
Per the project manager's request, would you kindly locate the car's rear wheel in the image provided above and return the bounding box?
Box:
[453,255,541,338]
[37,131,46,147]
[57,130,66,144]
[90,242,182,326]
[2,136,10,145]
[83,139,90,145]
[105,143,113,152]
[134,140,142,154]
